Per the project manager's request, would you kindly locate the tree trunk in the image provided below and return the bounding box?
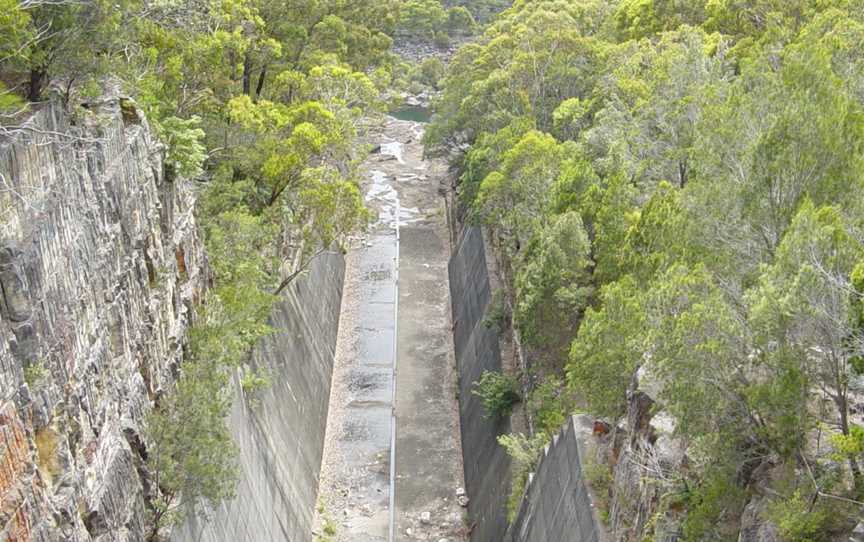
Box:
[254,64,267,101]
[242,53,253,96]
[678,160,688,189]
[28,66,48,102]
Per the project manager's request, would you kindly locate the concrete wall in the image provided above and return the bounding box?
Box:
[449,227,603,542]
[504,416,603,542]
[448,226,511,542]
[173,250,345,542]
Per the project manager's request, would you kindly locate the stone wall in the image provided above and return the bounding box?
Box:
[504,416,604,542]
[172,251,344,542]
[0,98,204,541]
[448,226,511,542]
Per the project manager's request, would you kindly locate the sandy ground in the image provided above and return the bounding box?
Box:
[316,117,467,542]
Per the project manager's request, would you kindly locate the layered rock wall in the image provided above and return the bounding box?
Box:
[0,98,204,541]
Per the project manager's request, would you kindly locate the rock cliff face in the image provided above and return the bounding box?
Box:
[0,97,204,541]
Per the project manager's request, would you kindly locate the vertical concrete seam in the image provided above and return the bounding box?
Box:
[388,198,400,542]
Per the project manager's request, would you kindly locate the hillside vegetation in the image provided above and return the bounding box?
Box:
[428,1,864,539]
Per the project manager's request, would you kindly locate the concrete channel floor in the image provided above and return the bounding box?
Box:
[316,117,467,542]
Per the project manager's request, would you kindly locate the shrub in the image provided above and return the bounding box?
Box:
[158,115,207,179]
[499,432,547,522]
[23,359,50,389]
[447,6,476,35]
[240,366,271,405]
[527,376,572,436]
[144,360,239,540]
[473,370,521,418]
[766,491,828,542]
[433,31,450,50]
[482,288,508,331]
[418,57,446,89]
[583,456,612,523]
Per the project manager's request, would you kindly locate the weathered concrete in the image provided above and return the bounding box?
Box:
[392,120,466,541]
[448,226,511,542]
[317,117,466,542]
[0,97,203,542]
[172,250,345,542]
[315,129,400,542]
[504,416,604,542]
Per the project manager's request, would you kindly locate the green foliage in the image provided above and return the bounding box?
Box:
[398,0,448,39]
[514,211,593,360]
[23,359,50,389]
[613,0,706,40]
[446,0,510,24]
[583,456,612,522]
[0,82,24,112]
[424,0,864,537]
[240,366,271,403]
[315,502,338,541]
[472,370,521,418]
[682,466,747,541]
[158,116,207,178]
[433,31,451,49]
[482,287,509,331]
[447,6,476,35]
[567,276,644,419]
[831,425,864,461]
[766,491,829,542]
[498,432,547,522]
[620,182,691,282]
[476,130,566,253]
[526,376,572,436]
[419,57,446,88]
[144,359,238,539]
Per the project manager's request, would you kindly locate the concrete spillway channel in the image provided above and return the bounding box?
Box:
[317,117,467,542]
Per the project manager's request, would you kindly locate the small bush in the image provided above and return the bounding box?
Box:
[527,376,572,436]
[583,456,612,523]
[433,31,450,50]
[482,288,509,331]
[766,490,828,542]
[417,57,446,89]
[158,115,207,178]
[473,370,520,418]
[24,359,50,389]
[499,432,547,522]
[240,366,271,400]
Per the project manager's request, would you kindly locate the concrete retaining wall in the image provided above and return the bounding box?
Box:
[504,416,603,542]
[173,251,345,542]
[448,226,511,542]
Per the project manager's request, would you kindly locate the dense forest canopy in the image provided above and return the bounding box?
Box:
[427,0,864,539]
[0,0,498,537]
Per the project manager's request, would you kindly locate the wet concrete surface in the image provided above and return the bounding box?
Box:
[317,117,466,542]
